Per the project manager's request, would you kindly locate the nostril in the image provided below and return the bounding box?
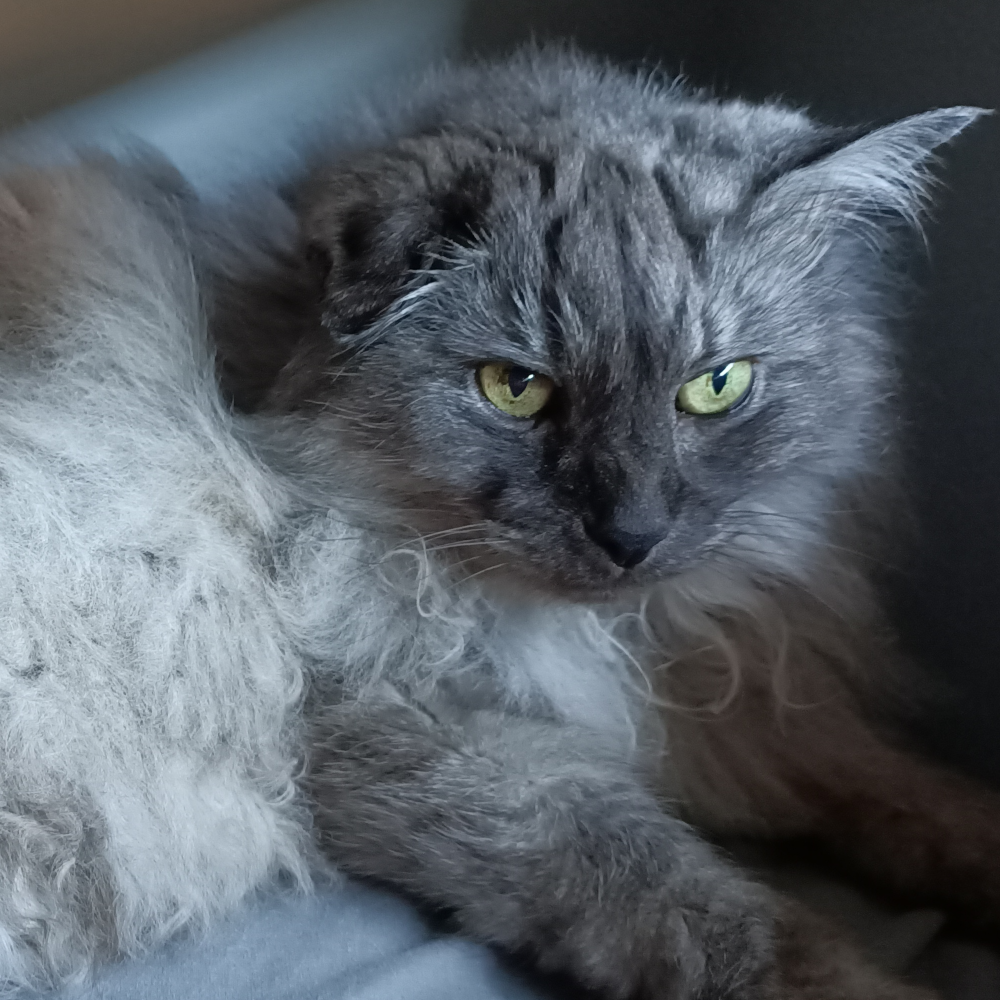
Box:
[583,520,664,569]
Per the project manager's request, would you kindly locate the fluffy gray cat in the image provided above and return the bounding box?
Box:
[0,48,996,999]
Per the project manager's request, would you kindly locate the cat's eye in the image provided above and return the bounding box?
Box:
[676,360,755,415]
[477,363,554,418]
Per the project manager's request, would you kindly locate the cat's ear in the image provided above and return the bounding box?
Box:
[298,152,492,336]
[758,107,988,234]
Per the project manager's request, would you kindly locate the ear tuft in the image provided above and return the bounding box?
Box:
[893,106,991,148]
[766,106,990,231]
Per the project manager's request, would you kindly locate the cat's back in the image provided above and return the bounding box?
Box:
[0,159,311,947]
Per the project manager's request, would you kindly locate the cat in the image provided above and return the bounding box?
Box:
[0,46,995,1000]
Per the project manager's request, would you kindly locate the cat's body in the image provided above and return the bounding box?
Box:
[0,50,995,999]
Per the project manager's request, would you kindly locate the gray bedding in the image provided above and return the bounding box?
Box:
[48,880,535,1000]
[37,875,998,1000]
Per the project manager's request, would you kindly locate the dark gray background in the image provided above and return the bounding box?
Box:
[463,0,1000,784]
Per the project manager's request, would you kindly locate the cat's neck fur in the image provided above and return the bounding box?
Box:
[251,431,651,745]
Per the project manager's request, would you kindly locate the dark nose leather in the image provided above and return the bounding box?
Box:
[583,520,665,569]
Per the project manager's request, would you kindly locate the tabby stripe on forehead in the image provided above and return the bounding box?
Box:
[602,154,632,187]
[537,157,556,199]
[544,214,566,274]
[651,164,706,259]
[541,214,567,359]
[511,147,557,199]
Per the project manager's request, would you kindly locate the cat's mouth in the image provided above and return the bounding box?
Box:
[436,535,658,603]
[394,508,675,602]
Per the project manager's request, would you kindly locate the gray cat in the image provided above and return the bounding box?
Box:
[0,47,995,1000]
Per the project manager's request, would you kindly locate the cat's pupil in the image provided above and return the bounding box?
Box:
[507,367,534,398]
[711,364,733,395]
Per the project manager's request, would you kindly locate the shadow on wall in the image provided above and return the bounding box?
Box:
[463,0,1000,786]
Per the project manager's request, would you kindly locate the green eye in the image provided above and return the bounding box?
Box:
[676,359,755,415]
[477,362,554,418]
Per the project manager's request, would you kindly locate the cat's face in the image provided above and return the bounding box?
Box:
[274,57,978,599]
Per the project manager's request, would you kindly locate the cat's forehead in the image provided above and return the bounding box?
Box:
[409,64,817,236]
[314,61,845,380]
[468,102,810,370]
[499,100,812,239]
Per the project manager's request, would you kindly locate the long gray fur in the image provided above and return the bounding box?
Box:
[0,48,982,998]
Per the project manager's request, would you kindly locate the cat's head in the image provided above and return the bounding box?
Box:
[257,52,982,600]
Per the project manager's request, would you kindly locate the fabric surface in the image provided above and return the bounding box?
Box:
[22,861,1000,1000]
[32,872,998,1000]
[48,880,538,1000]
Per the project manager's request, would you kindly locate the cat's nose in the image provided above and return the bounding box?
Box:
[583,521,665,569]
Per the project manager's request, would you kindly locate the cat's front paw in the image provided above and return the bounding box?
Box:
[646,880,777,1000]
[564,873,777,1000]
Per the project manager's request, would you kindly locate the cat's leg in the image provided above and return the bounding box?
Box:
[660,635,1000,937]
[306,699,779,1000]
[792,718,1000,934]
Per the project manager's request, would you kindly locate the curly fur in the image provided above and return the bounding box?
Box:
[0,164,312,991]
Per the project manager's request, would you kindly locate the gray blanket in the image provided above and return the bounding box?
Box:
[39,875,998,1000]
